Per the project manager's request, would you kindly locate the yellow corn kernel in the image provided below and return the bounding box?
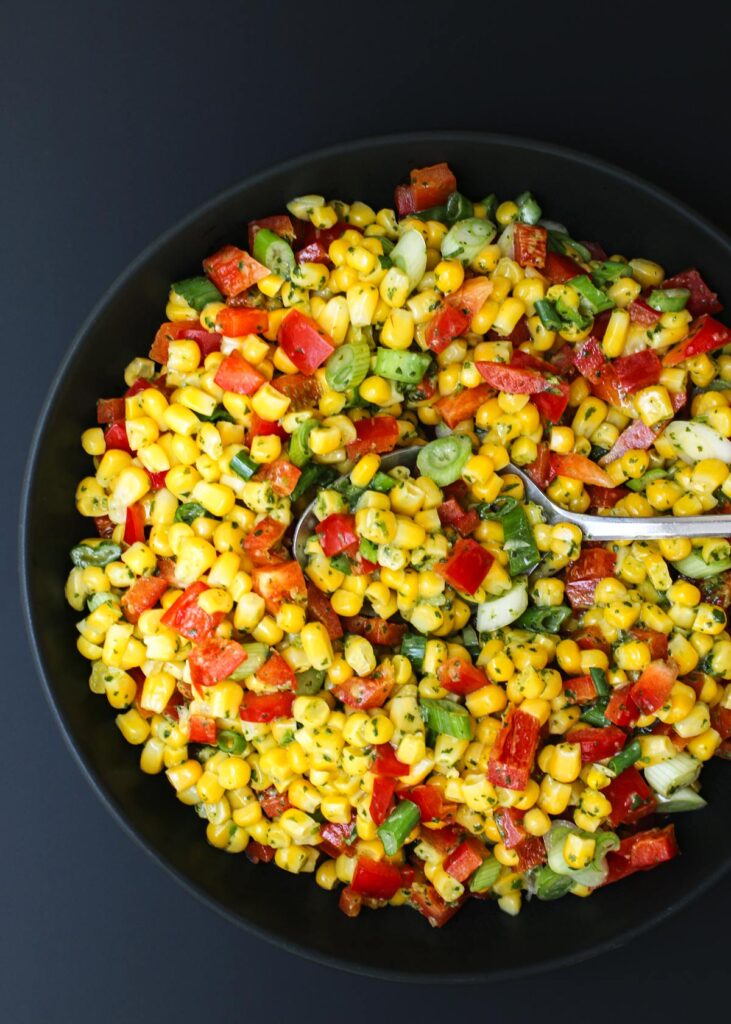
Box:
[301,622,334,671]
[686,728,721,761]
[629,258,664,288]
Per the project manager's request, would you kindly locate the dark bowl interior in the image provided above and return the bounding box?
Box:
[21,132,731,982]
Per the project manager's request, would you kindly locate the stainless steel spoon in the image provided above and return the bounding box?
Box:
[292,445,731,564]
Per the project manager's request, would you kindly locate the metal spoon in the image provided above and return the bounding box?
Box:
[292,445,731,563]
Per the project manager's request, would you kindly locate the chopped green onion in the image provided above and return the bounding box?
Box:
[290,464,338,503]
[568,275,615,315]
[296,668,326,695]
[534,298,564,332]
[625,467,669,492]
[230,448,259,480]
[580,701,610,727]
[360,538,379,561]
[217,730,247,755]
[644,752,701,796]
[87,592,120,612]
[673,551,731,579]
[590,261,632,286]
[481,194,498,221]
[533,865,574,901]
[501,505,541,576]
[655,787,707,813]
[333,475,366,510]
[469,857,502,893]
[647,287,690,312]
[515,190,542,225]
[325,339,371,392]
[400,633,427,670]
[196,404,235,423]
[419,698,473,740]
[171,276,223,311]
[441,218,496,264]
[416,435,472,486]
[589,667,610,698]
[412,203,449,223]
[70,541,122,569]
[370,471,397,493]
[374,347,431,385]
[555,296,593,329]
[230,643,269,679]
[252,228,296,278]
[547,232,592,263]
[175,501,210,525]
[461,626,481,659]
[515,604,572,633]
[391,229,427,290]
[329,553,352,575]
[476,496,519,520]
[289,418,318,467]
[446,191,474,223]
[607,738,642,776]
[377,800,421,855]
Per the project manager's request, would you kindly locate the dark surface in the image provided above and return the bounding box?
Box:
[4,0,730,1020]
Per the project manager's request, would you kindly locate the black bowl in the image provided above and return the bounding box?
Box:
[21,132,731,982]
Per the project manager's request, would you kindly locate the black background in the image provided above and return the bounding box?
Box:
[4,2,730,1020]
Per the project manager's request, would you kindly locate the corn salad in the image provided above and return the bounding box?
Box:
[66,162,731,927]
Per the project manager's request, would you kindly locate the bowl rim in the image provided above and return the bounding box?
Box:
[19,130,731,983]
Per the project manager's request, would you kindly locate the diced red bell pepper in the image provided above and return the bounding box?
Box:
[425,305,471,354]
[214,351,266,395]
[104,421,131,453]
[629,659,678,715]
[215,306,269,337]
[605,686,639,728]
[352,855,403,900]
[316,513,359,558]
[628,298,661,326]
[120,575,168,624]
[533,382,570,424]
[476,361,550,394]
[305,581,343,640]
[188,714,217,744]
[407,162,457,212]
[372,744,411,777]
[603,766,657,828]
[438,657,488,695]
[515,835,547,872]
[663,314,731,367]
[488,708,541,791]
[572,337,624,408]
[513,223,548,268]
[409,885,464,928]
[156,557,180,584]
[711,702,731,740]
[259,785,292,820]
[277,309,334,375]
[239,691,295,723]
[582,240,609,261]
[599,418,664,466]
[149,321,222,364]
[342,615,406,647]
[419,825,463,856]
[370,776,397,825]
[124,503,146,545]
[161,582,224,641]
[524,442,556,490]
[295,222,351,265]
[574,626,611,657]
[97,398,126,424]
[189,636,247,688]
[271,372,323,410]
[566,725,627,763]
[345,416,400,460]
[629,628,668,661]
[249,412,288,441]
[434,384,493,429]
[320,818,357,858]
[550,452,613,488]
[332,663,395,709]
[243,516,287,566]
[446,277,494,318]
[662,267,722,317]
[443,837,486,882]
[564,675,599,704]
[544,251,585,283]
[202,245,269,298]
[94,515,116,538]
[146,470,168,491]
[254,459,301,497]
[493,806,527,848]
[437,498,479,537]
[603,825,679,886]
[404,786,455,824]
[613,349,662,397]
[587,485,628,511]
[564,547,616,611]
[437,538,494,596]
[257,652,297,691]
[338,886,363,918]
[247,214,296,251]
[394,184,417,218]
[246,840,275,864]
[251,561,307,614]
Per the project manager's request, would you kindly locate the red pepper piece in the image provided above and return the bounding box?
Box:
[149,321,223,364]
[351,855,403,900]
[437,538,494,596]
[443,837,486,882]
[550,452,613,488]
[342,615,406,647]
[338,886,363,918]
[409,885,465,928]
[628,628,668,661]
[104,421,131,453]
[345,416,399,460]
[239,691,295,723]
[628,298,661,326]
[320,818,357,858]
[271,372,323,410]
[437,498,479,537]
[254,459,301,497]
[662,267,722,317]
[476,362,551,393]
[604,685,639,728]
[246,840,275,864]
[247,214,296,252]
[663,314,731,367]
[613,349,662,397]
[603,766,657,828]
[566,725,627,763]
[425,305,471,354]
[403,786,455,824]
[533,382,570,423]
[213,351,266,395]
[123,503,146,546]
[493,807,527,849]
[438,657,489,696]
[215,307,269,337]
[96,398,126,424]
[203,245,269,298]
[524,442,556,490]
[514,835,547,872]
[544,251,585,283]
[251,561,307,614]
[316,513,359,558]
[564,547,616,611]
[598,417,665,466]
[160,581,224,642]
[564,675,599,704]
[257,652,297,691]
[249,412,288,442]
[603,825,679,886]
[409,162,457,211]
[305,581,343,640]
[188,636,247,688]
[435,383,493,429]
[587,485,629,511]
[488,708,541,791]
[120,576,168,624]
[370,776,397,825]
[372,744,411,778]
[188,714,217,744]
[243,516,287,566]
[332,663,395,709]
[258,785,292,820]
[513,223,548,268]
[629,659,678,715]
[277,309,335,375]
[711,702,731,740]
